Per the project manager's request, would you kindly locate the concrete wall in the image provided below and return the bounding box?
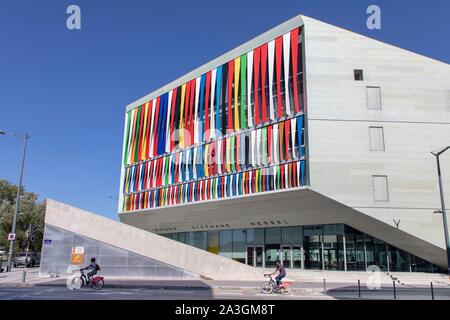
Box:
[43,199,262,280]
[302,16,450,249]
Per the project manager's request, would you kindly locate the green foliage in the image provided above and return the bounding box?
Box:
[0,180,45,255]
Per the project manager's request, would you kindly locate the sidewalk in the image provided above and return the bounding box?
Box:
[34,278,213,290]
[12,277,450,294]
[0,268,41,285]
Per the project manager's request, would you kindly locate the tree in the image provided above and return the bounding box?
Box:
[0,180,45,255]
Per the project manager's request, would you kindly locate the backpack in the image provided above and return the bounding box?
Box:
[95,264,100,271]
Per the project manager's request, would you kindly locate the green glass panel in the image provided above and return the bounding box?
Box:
[240,54,247,129]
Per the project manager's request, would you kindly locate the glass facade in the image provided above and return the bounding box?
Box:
[41,225,198,279]
[121,28,307,212]
[219,230,232,259]
[232,229,246,263]
[164,224,444,273]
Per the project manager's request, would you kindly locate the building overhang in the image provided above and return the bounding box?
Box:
[119,188,447,268]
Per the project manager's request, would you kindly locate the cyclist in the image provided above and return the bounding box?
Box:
[272,260,286,289]
[81,257,100,285]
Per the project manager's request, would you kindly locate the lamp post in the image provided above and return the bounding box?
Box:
[0,130,30,272]
[431,146,450,277]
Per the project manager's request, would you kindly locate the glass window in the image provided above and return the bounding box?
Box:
[246,228,264,245]
[207,231,219,255]
[323,224,344,236]
[345,226,366,271]
[322,234,345,271]
[354,69,364,81]
[410,254,432,273]
[219,230,233,259]
[232,229,246,263]
[265,245,280,268]
[388,245,410,272]
[282,226,302,244]
[178,232,186,244]
[365,236,388,272]
[185,232,195,247]
[303,225,322,270]
[265,227,281,245]
[195,231,206,250]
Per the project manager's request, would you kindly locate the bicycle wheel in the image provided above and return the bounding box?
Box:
[91,279,104,290]
[281,283,292,295]
[261,281,273,294]
[71,276,84,290]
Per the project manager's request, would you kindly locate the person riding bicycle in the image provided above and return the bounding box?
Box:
[81,257,100,285]
[272,260,286,289]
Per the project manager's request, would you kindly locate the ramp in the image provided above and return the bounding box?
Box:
[39,199,262,281]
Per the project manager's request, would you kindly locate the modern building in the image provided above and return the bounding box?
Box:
[118,15,450,273]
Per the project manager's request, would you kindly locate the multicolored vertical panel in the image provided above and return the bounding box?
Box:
[121,27,306,212]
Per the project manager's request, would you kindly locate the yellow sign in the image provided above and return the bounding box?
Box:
[70,246,85,265]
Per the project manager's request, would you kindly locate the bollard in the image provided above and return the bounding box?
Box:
[358,279,361,298]
[393,281,397,300]
[21,270,27,284]
[431,282,435,300]
[323,278,326,295]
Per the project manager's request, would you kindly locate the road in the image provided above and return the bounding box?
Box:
[0,285,328,300]
[1,284,448,300]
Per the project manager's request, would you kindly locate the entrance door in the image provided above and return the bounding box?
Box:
[255,246,264,268]
[246,247,254,267]
[246,246,264,268]
[281,245,303,269]
[292,246,302,269]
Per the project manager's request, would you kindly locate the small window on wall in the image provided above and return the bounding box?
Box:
[354,69,364,81]
[372,175,389,202]
[367,87,382,110]
[369,127,385,151]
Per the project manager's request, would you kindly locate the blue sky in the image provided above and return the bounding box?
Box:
[1,0,449,220]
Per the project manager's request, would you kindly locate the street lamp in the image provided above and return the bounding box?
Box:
[0,130,30,272]
[431,146,450,277]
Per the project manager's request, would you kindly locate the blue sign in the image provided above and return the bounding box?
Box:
[44,239,52,244]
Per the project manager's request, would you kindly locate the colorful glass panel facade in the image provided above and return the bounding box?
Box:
[121,27,305,212]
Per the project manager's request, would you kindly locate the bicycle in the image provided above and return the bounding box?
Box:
[261,273,293,295]
[71,267,104,290]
